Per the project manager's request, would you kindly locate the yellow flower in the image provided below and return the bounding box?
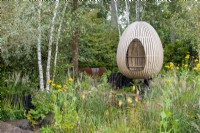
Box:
[118,100,123,107]
[82,94,85,100]
[185,54,190,59]
[176,67,179,70]
[127,97,132,104]
[56,85,62,89]
[193,67,198,71]
[105,110,109,116]
[165,65,170,69]
[197,63,200,68]
[169,62,174,68]
[48,80,52,84]
[68,77,73,82]
[194,59,199,62]
[57,89,62,93]
[184,64,188,67]
[192,56,194,59]
[135,96,139,103]
[52,83,56,87]
[63,84,67,89]
[166,79,171,83]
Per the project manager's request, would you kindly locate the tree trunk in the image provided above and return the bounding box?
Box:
[136,0,140,21]
[125,0,130,25]
[73,0,79,80]
[46,0,59,91]
[115,0,121,38]
[111,0,121,39]
[37,0,44,91]
[52,1,68,82]
[111,0,118,26]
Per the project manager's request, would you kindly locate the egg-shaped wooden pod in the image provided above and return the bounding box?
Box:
[117,21,163,79]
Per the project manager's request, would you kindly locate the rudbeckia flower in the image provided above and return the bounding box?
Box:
[48,80,52,83]
[68,77,73,82]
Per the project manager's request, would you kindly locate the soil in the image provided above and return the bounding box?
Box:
[0,119,39,133]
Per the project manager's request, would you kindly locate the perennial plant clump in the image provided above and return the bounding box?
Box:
[27,77,79,131]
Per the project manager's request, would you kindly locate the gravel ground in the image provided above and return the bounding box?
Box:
[0,120,38,133]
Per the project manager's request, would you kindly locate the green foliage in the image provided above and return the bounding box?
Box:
[149,69,200,133]
[26,91,54,125]
[71,67,199,132]
[169,1,200,52]
[79,8,118,69]
[0,71,32,121]
[0,109,25,121]
[27,79,78,131]
[1,1,200,132]
[40,126,54,133]
[1,2,38,75]
[164,40,190,64]
[164,40,198,66]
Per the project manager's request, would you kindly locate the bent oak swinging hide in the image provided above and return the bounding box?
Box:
[117,21,163,79]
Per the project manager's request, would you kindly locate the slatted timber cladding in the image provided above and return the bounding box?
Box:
[117,21,163,79]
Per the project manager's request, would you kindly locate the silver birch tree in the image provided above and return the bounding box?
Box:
[136,0,141,21]
[46,0,59,91]
[37,0,44,91]
[115,0,121,39]
[125,0,130,25]
[52,1,68,82]
[111,0,121,39]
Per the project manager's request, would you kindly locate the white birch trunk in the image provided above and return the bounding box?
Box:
[125,0,130,25]
[113,0,121,39]
[111,0,118,26]
[136,0,141,21]
[37,1,44,91]
[52,1,67,82]
[46,0,59,91]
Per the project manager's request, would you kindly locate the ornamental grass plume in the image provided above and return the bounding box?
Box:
[132,85,137,94]
[63,84,67,89]
[127,97,133,104]
[118,100,123,107]
[135,96,139,103]
[105,110,109,116]
[82,94,85,100]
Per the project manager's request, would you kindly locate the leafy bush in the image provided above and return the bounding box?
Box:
[27,78,79,131]
[164,40,198,65]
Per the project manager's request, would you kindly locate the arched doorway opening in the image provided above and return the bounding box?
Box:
[126,39,146,71]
